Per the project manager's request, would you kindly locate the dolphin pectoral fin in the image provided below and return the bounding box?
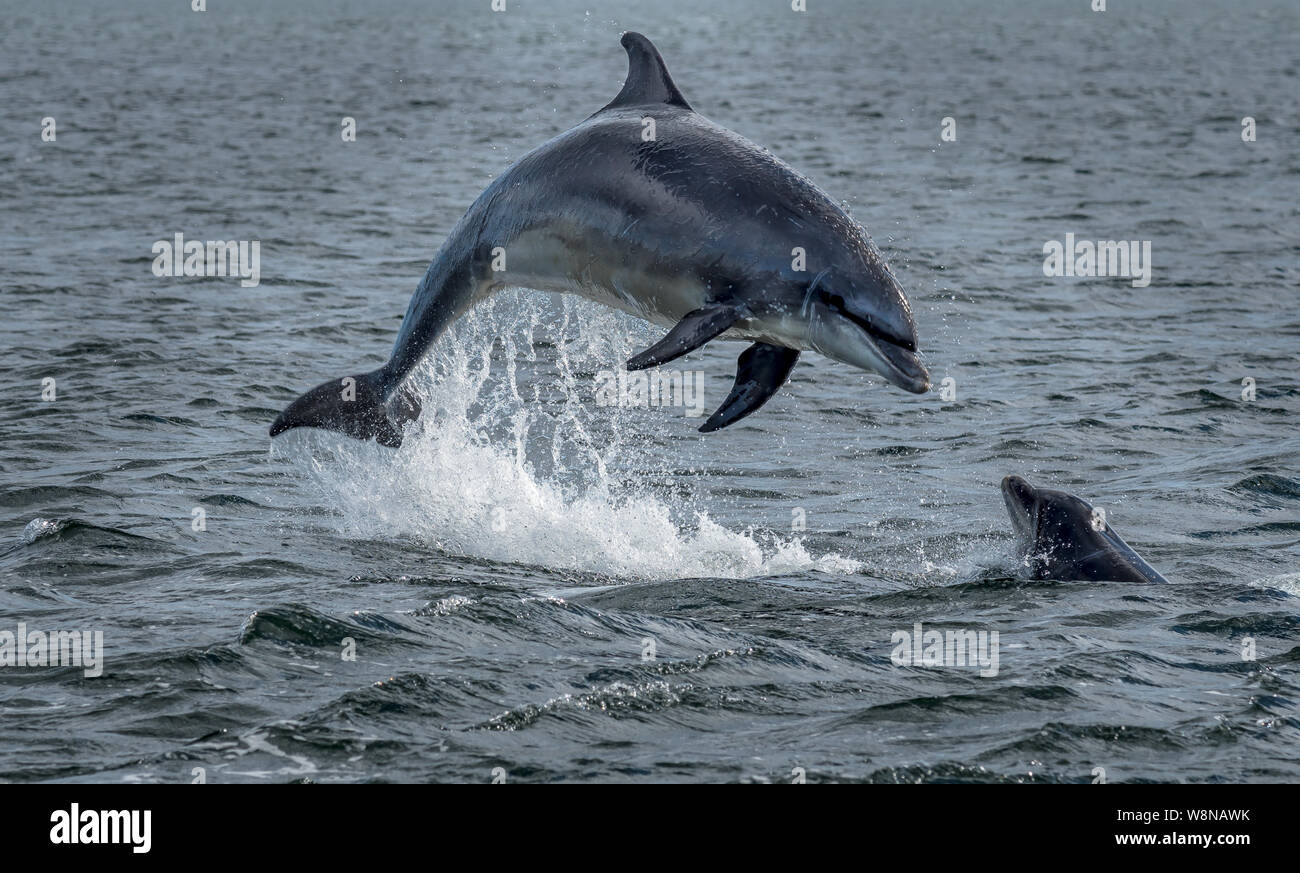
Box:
[626,304,741,371]
[700,343,799,433]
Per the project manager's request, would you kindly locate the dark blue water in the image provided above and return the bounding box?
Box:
[1,0,1297,782]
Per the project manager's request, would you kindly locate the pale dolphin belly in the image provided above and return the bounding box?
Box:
[491,225,812,348]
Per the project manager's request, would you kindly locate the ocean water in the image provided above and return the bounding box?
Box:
[1,0,1297,783]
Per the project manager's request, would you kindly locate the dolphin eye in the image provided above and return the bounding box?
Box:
[823,292,855,316]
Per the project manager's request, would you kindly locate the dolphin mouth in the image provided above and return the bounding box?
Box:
[1001,475,1038,541]
[864,333,929,394]
[806,299,931,393]
[844,312,930,394]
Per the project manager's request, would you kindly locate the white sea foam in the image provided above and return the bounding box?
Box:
[21,517,60,545]
[1259,573,1300,597]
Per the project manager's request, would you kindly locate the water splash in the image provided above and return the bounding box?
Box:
[1260,573,1300,597]
[276,291,860,581]
[21,517,62,545]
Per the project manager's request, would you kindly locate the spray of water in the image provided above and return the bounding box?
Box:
[277,291,860,581]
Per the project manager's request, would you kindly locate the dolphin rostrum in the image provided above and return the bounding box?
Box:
[1001,475,1169,584]
[271,32,930,446]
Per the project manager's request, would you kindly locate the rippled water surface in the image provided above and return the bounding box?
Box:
[1,0,1298,782]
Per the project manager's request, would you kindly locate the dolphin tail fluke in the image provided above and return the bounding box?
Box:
[700,342,799,433]
[269,369,422,448]
[626,303,741,371]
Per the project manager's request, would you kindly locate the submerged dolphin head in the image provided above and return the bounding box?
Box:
[1001,474,1106,569]
[1000,475,1168,584]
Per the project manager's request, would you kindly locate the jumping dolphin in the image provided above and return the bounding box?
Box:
[1000,475,1169,584]
[270,32,929,446]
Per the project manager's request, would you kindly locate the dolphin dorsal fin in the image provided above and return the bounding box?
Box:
[601,32,692,112]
